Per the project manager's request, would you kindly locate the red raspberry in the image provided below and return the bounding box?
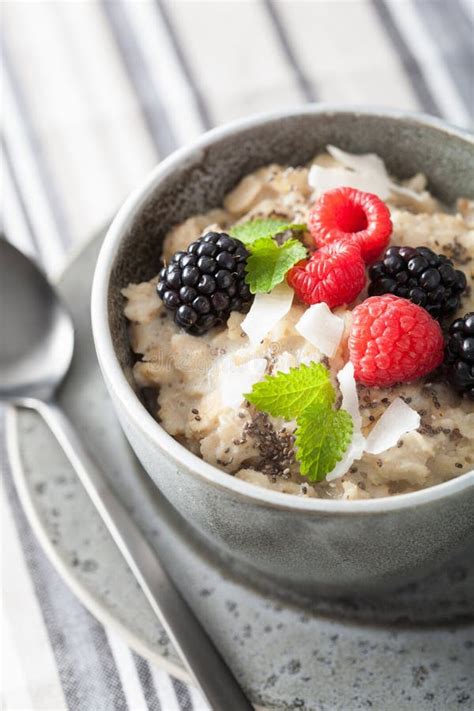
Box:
[287,239,366,308]
[309,187,392,263]
[348,295,444,387]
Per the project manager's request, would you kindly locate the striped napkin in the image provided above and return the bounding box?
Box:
[1,2,472,710]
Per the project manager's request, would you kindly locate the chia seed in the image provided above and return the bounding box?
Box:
[450,428,462,442]
[419,424,442,437]
[244,411,296,479]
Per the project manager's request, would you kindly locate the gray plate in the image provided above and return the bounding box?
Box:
[7,233,474,710]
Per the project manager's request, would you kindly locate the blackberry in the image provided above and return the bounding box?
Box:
[157,232,252,335]
[445,312,474,399]
[368,246,467,320]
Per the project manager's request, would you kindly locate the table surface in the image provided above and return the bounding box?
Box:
[2,1,473,709]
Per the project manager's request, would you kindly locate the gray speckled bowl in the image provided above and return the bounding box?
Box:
[92,106,474,598]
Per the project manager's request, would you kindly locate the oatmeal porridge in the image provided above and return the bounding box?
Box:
[122,147,474,500]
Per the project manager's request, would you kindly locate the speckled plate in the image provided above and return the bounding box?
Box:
[7,232,474,710]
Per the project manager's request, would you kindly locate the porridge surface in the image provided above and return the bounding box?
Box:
[123,153,474,500]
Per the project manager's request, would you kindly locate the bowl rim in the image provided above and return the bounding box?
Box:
[91,104,474,514]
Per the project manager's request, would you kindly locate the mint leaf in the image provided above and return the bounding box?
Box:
[245,238,307,294]
[229,218,306,245]
[295,404,353,482]
[245,362,334,420]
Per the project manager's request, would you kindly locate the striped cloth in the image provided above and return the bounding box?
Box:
[1,2,473,710]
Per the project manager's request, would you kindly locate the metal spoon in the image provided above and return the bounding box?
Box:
[0,239,253,711]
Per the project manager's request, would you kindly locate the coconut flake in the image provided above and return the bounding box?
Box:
[219,357,267,409]
[327,145,389,178]
[273,350,296,374]
[328,144,423,202]
[326,431,366,482]
[365,397,421,455]
[337,362,362,430]
[241,282,294,345]
[325,362,365,481]
[309,145,423,203]
[295,302,344,358]
[308,164,391,199]
[390,183,426,202]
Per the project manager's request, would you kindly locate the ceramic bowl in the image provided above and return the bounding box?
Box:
[91,106,474,598]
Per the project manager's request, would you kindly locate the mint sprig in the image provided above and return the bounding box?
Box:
[295,404,353,482]
[228,217,308,294]
[244,238,307,294]
[245,362,353,481]
[245,362,334,420]
[229,218,306,246]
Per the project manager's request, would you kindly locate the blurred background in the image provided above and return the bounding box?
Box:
[2,0,473,275]
[1,1,473,710]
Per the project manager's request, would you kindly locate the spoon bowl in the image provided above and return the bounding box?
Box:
[0,240,74,402]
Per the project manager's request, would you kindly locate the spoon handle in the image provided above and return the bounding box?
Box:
[30,398,253,711]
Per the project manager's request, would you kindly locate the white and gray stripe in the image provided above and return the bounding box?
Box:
[1,485,67,710]
[371,0,442,116]
[2,41,72,254]
[132,653,163,711]
[262,0,317,102]
[110,0,206,145]
[154,0,214,130]
[101,0,178,157]
[384,0,472,126]
[1,135,42,263]
[171,678,194,711]
[413,0,473,118]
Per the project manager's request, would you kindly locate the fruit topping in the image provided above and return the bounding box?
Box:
[348,294,444,387]
[445,312,474,399]
[287,239,366,308]
[308,187,392,263]
[157,232,252,334]
[368,245,467,320]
